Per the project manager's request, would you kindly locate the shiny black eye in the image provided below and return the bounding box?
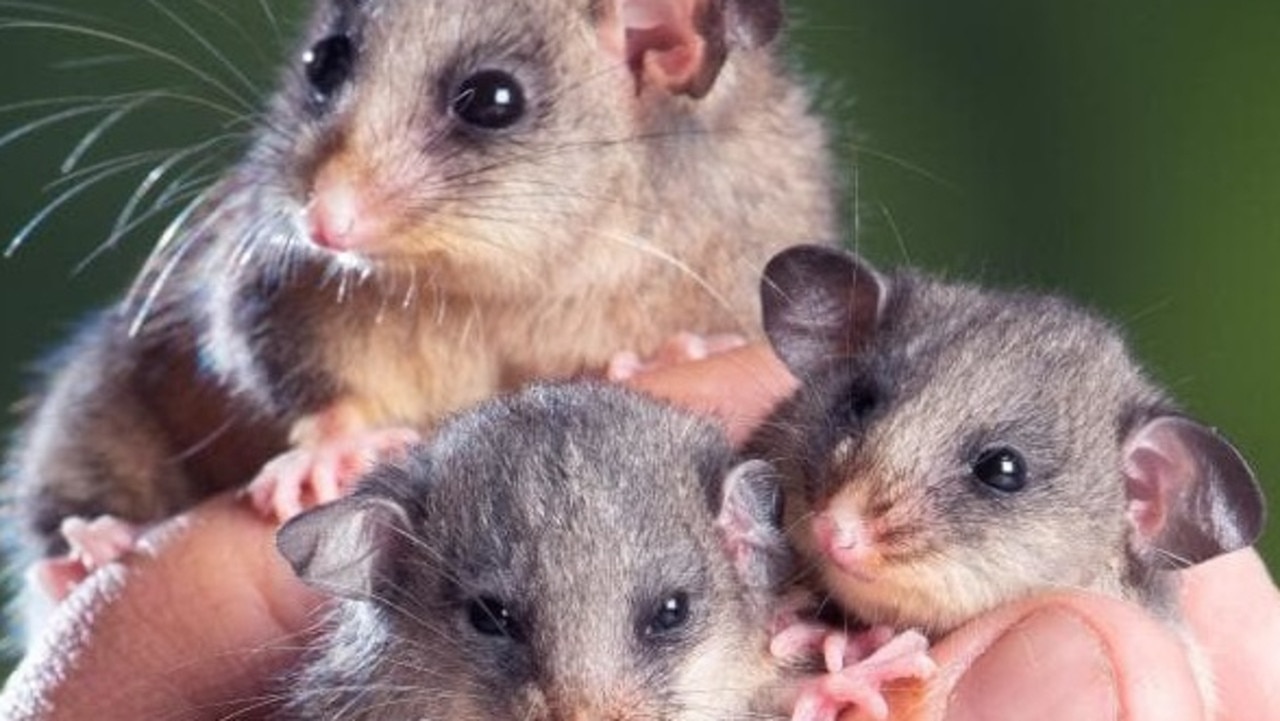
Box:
[643,592,690,638]
[452,70,527,129]
[832,380,878,429]
[971,447,1028,493]
[304,34,355,102]
[840,389,876,424]
[467,596,521,640]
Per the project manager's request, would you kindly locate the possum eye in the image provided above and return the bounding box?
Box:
[971,447,1028,493]
[304,34,355,102]
[452,69,527,130]
[834,381,878,427]
[467,596,523,641]
[642,591,690,639]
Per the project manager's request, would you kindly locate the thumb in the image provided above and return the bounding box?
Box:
[882,592,1205,721]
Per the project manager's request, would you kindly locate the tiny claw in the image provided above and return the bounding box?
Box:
[606,350,644,382]
[247,425,422,521]
[791,690,838,721]
[30,515,141,602]
[772,621,833,661]
[60,515,139,571]
[606,331,748,381]
[790,628,936,721]
[27,557,90,603]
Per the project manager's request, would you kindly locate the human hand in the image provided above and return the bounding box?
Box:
[3,344,1276,720]
[0,492,322,720]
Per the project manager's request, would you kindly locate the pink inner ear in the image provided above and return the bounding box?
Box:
[1121,424,1196,546]
[608,0,709,94]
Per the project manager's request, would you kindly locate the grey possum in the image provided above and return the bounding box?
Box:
[275,382,801,720]
[5,0,838,559]
[751,244,1265,636]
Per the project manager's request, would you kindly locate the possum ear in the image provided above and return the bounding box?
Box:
[277,492,411,600]
[1122,416,1265,570]
[761,244,888,377]
[715,460,792,592]
[601,0,780,97]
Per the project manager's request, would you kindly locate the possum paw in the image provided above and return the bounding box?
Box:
[247,426,421,521]
[606,331,747,381]
[790,627,936,721]
[30,515,141,601]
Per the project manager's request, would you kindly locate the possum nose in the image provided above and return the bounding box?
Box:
[813,511,881,578]
[305,155,392,252]
[306,182,358,249]
[306,173,373,251]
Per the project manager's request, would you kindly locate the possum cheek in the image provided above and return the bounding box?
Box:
[667,629,774,717]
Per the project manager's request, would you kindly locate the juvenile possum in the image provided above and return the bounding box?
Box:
[5,0,837,558]
[275,382,799,720]
[752,245,1265,636]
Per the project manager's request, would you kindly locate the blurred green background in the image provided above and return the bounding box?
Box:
[0,0,1276,674]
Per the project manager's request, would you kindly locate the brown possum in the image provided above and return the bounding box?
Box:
[5,0,838,559]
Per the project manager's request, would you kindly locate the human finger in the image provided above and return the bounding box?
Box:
[0,491,323,721]
[1179,548,1280,721]
[871,591,1206,721]
[623,342,797,445]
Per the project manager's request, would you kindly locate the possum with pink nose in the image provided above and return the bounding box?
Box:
[6,0,836,602]
[748,244,1264,713]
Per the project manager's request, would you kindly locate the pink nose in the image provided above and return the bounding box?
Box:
[306,176,364,251]
[812,511,879,578]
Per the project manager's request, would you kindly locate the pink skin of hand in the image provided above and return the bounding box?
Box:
[606,332,747,382]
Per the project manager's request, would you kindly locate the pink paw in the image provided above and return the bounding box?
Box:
[792,628,936,721]
[30,515,140,601]
[607,331,747,381]
[769,591,831,659]
[247,426,420,521]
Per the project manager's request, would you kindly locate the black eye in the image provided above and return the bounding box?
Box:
[643,592,690,638]
[971,447,1028,493]
[304,34,355,102]
[452,70,527,130]
[834,381,877,427]
[467,596,521,640]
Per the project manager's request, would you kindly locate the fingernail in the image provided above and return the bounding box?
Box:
[947,608,1118,721]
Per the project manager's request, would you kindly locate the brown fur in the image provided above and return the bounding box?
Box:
[5,0,837,557]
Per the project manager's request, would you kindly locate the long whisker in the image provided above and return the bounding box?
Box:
[0,1,98,22]
[60,94,159,173]
[190,0,278,69]
[143,0,262,101]
[43,148,171,192]
[107,133,242,244]
[253,0,284,46]
[125,186,224,334]
[0,103,110,154]
[74,182,204,276]
[0,20,255,113]
[5,152,164,257]
[51,52,140,71]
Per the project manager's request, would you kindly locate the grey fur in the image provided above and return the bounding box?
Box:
[277,382,796,720]
[752,245,1263,635]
